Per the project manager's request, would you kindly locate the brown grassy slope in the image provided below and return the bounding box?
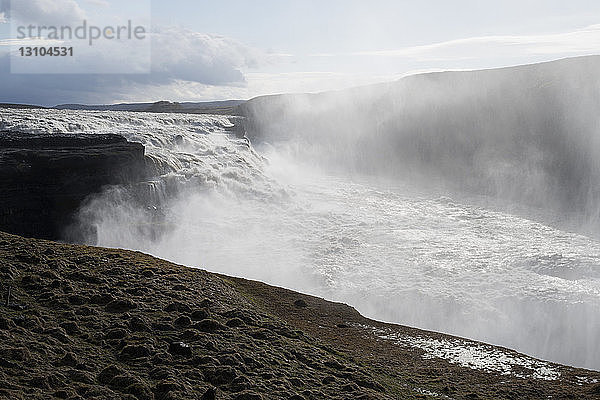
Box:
[0,231,598,399]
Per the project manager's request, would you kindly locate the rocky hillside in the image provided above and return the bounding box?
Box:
[0,231,599,399]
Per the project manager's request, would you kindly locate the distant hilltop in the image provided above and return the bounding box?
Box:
[0,100,245,115]
[54,100,246,115]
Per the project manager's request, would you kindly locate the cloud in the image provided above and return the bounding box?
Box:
[7,0,86,25]
[150,27,261,86]
[0,27,263,105]
[0,38,61,46]
[0,11,6,23]
[85,0,110,7]
[314,24,600,62]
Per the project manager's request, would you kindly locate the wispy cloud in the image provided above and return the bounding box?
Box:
[0,25,265,105]
[311,24,600,62]
[85,0,110,7]
[0,38,62,46]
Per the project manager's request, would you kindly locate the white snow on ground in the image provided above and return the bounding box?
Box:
[575,376,599,385]
[366,326,561,381]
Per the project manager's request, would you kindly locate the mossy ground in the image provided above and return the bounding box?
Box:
[0,231,598,399]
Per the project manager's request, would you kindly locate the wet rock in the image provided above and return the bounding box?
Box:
[66,369,94,384]
[67,294,86,305]
[174,315,192,327]
[231,375,251,392]
[61,283,74,293]
[68,271,103,284]
[192,355,220,367]
[105,328,129,340]
[180,329,201,341]
[0,347,30,361]
[201,387,217,400]
[0,316,14,330]
[57,352,78,367]
[219,353,244,367]
[126,286,149,296]
[204,366,237,386]
[164,302,191,313]
[199,298,213,308]
[152,322,174,331]
[110,375,139,390]
[75,306,95,316]
[151,352,172,366]
[38,291,55,301]
[193,319,227,333]
[141,269,154,278]
[324,359,345,370]
[288,377,304,387]
[190,309,209,321]
[149,367,172,380]
[29,375,50,389]
[226,318,245,328]
[21,274,42,290]
[340,383,359,392]
[129,316,150,332]
[293,299,308,308]
[168,341,192,357]
[356,377,385,392]
[248,329,274,341]
[234,391,262,400]
[97,365,123,384]
[120,344,152,359]
[0,357,17,369]
[107,266,125,275]
[127,382,153,400]
[89,293,114,305]
[154,380,181,396]
[0,264,16,280]
[105,299,137,313]
[53,390,70,399]
[60,321,80,335]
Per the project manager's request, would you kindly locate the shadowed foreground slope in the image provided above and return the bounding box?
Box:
[0,231,598,399]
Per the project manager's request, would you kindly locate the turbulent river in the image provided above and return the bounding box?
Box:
[2,109,600,370]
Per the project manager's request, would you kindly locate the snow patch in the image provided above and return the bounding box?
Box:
[367,326,561,381]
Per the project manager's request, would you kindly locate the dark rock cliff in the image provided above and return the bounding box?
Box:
[0,131,146,241]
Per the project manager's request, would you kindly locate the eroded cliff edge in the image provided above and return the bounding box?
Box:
[0,132,145,241]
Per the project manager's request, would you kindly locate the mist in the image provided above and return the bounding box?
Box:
[79,57,600,370]
[3,56,600,370]
[90,56,600,371]
[241,56,600,229]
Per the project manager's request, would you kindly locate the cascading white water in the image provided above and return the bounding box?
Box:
[2,108,600,370]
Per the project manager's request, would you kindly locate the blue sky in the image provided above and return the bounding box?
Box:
[1,0,599,105]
